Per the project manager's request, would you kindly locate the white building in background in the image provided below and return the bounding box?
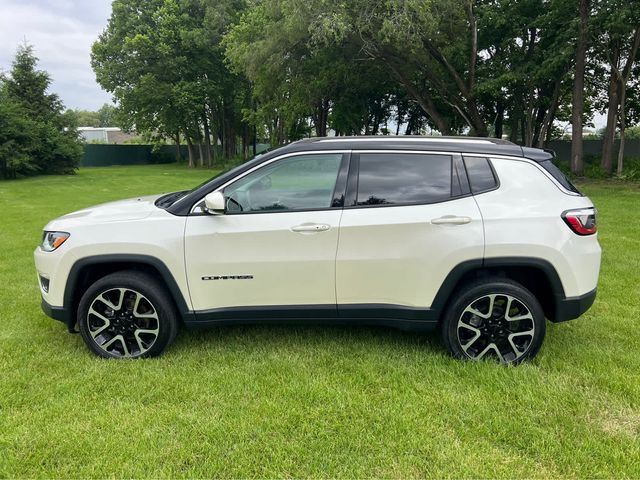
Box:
[78,127,137,144]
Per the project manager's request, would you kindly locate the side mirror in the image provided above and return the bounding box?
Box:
[204,191,226,215]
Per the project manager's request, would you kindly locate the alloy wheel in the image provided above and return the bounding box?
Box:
[456,293,535,364]
[86,287,160,358]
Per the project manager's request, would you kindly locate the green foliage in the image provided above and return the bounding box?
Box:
[558,154,640,181]
[70,109,100,127]
[91,0,250,165]
[0,44,82,179]
[89,0,640,167]
[70,104,118,128]
[624,125,640,139]
[613,157,640,181]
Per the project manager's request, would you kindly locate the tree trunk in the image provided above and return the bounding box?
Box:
[509,113,519,143]
[571,0,589,175]
[545,120,554,146]
[524,106,535,147]
[202,111,213,167]
[253,124,257,156]
[601,74,620,174]
[531,103,547,147]
[314,99,329,137]
[538,77,563,148]
[615,28,640,175]
[221,99,237,159]
[185,135,195,168]
[380,57,451,134]
[405,114,414,135]
[174,132,182,162]
[242,121,249,159]
[494,101,505,139]
[467,102,488,137]
[617,83,627,176]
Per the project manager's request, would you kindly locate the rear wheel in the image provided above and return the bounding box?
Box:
[441,278,546,365]
[78,271,178,358]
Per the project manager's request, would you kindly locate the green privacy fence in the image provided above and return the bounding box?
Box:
[81,140,640,167]
[546,139,640,162]
[81,144,271,167]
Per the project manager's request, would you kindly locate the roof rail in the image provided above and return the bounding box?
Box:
[310,135,516,146]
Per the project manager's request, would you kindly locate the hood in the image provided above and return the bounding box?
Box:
[46,194,164,229]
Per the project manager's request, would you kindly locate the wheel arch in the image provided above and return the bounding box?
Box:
[431,257,565,322]
[63,254,193,332]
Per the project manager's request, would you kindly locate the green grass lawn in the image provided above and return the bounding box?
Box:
[1,165,639,478]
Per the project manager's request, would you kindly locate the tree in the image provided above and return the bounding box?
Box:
[0,44,81,179]
[225,0,588,143]
[225,1,401,143]
[72,109,101,127]
[92,0,249,166]
[97,104,118,127]
[596,0,640,173]
[0,82,38,178]
[571,0,590,175]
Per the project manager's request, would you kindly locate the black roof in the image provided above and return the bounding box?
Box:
[272,135,540,158]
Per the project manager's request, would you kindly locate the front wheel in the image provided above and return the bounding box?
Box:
[441,278,546,365]
[78,271,178,358]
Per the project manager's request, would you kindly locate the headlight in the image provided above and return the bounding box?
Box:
[41,231,70,252]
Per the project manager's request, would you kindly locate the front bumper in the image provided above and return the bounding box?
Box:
[552,288,597,322]
[41,298,76,332]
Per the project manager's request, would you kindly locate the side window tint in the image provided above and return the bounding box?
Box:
[356,153,452,206]
[463,156,497,193]
[224,154,342,213]
[539,160,582,194]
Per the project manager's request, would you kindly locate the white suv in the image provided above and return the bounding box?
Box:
[34,137,601,364]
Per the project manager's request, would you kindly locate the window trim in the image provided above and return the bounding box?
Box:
[188,148,580,216]
[344,151,473,210]
[190,151,350,215]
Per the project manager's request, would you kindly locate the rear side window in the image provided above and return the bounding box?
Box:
[539,160,582,194]
[355,153,453,206]
[463,156,498,193]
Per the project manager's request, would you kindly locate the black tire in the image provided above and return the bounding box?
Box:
[441,277,546,365]
[78,271,178,358]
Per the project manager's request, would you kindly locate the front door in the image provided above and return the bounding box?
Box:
[184,152,347,314]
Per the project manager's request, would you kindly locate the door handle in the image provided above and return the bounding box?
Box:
[291,223,331,232]
[431,215,471,225]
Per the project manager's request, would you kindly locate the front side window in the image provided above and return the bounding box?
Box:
[356,153,453,206]
[223,153,343,213]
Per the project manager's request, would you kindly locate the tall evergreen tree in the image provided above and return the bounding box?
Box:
[1,44,82,179]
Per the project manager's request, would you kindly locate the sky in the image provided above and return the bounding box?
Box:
[0,0,113,111]
[0,0,604,129]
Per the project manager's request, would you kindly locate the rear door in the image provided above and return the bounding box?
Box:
[335,151,484,317]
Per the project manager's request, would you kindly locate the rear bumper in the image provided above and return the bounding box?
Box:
[552,288,597,322]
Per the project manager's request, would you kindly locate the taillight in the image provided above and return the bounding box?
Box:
[562,208,597,235]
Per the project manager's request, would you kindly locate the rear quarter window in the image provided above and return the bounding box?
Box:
[463,156,498,193]
[538,160,582,195]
